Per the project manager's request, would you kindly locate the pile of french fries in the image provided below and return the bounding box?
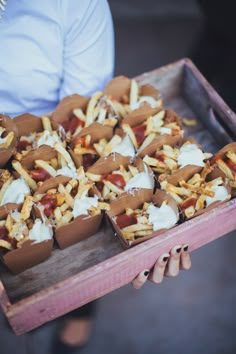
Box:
[86,163,150,201]
[34,173,109,229]
[160,168,230,219]
[122,109,183,152]
[211,148,236,191]
[16,116,64,156]
[114,198,178,242]
[143,140,212,176]
[13,141,80,189]
[0,75,234,255]
[0,195,52,251]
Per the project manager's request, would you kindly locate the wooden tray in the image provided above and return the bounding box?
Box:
[1,58,236,335]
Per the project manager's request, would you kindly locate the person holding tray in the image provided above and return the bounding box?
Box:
[0,0,191,353]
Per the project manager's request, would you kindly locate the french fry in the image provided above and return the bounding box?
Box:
[122,223,153,233]
[86,92,103,126]
[0,131,14,148]
[42,116,52,132]
[122,124,138,149]
[130,79,139,105]
[35,160,57,177]
[58,184,74,208]
[216,158,234,180]
[21,196,34,221]
[0,177,13,205]
[12,160,38,191]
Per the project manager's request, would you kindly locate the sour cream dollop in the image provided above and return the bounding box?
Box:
[29,219,53,243]
[112,135,136,158]
[177,144,205,168]
[73,196,98,218]
[1,178,30,206]
[130,96,159,110]
[124,170,153,191]
[56,166,78,179]
[147,203,179,231]
[205,185,229,207]
[36,130,61,148]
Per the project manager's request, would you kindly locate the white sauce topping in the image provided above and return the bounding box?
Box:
[160,127,172,135]
[1,178,30,206]
[36,130,61,148]
[112,135,136,157]
[124,171,153,191]
[56,166,78,179]
[205,185,229,206]
[73,196,98,218]
[177,143,205,168]
[130,96,158,110]
[29,219,53,243]
[147,203,179,231]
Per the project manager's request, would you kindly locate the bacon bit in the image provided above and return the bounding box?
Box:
[61,115,85,134]
[210,154,220,165]
[227,159,236,175]
[105,174,126,189]
[154,152,165,162]
[74,136,88,147]
[30,168,52,182]
[40,194,58,217]
[82,154,98,170]
[180,197,197,211]
[116,213,137,229]
[0,225,8,241]
[17,140,31,152]
[132,123,146,145]
[96,181,104,193]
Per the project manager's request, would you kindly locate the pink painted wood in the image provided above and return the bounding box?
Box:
[0,58,236,335]
[2,198,236,335]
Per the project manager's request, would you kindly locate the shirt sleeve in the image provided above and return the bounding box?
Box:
[60,0,114,99]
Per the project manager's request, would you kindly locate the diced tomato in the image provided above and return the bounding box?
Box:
[40,194,58,217]
[227,159,236,175]
[180,197,197,211]
[132,124,146,145]
[210,154,220,165]
[17,140,31,152]
[30,168,52,182]
[116,213,137,229]
[73,136,87,147]
[82,154,98,170]
[105,174,126,189]
[154,152,165,162]
[0,225,8,241]
[96,181,104,193]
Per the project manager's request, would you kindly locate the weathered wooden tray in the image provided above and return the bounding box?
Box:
[1,58,236,335]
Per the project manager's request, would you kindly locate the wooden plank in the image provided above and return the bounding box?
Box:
[1,59,235,335]
[5,198,236,335]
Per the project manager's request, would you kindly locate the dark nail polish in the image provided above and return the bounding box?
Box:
[144,271,150,277]
[176,247,181,253]
[163,257,169,262]
[183,245,188,252]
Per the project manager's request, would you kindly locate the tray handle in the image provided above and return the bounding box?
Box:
[208,107,235,145]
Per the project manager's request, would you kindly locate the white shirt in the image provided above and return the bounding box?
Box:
[0,0,114,117]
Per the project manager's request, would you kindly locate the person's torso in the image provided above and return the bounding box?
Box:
[0,0,64,117]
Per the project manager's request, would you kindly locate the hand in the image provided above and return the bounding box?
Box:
[132,244,191,289]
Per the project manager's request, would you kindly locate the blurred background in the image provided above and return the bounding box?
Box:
[0,1,236,353]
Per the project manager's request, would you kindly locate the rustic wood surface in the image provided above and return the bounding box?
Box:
[0,58,235,335]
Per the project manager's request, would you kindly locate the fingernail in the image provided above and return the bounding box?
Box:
[144,270,150,277]
[183,245,189,252]
[176,247,181,253]
[162,256,169,262]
